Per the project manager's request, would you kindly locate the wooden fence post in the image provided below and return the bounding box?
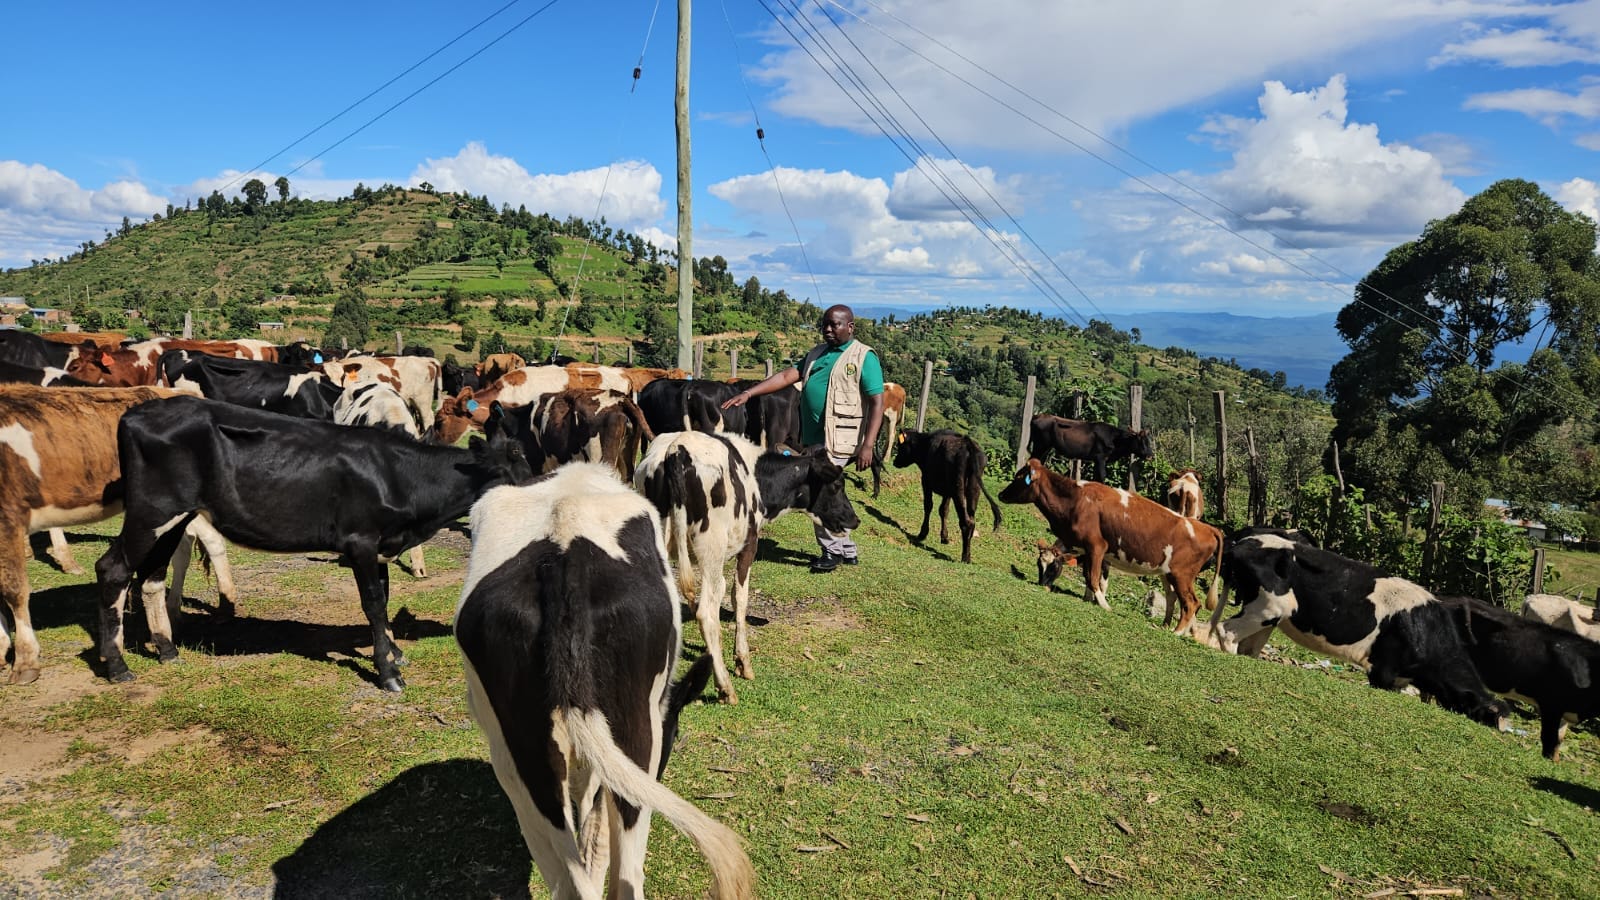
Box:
[1068,392,1084,479]
[730,348,739,380]
[693,341,704,378]
[915,359,934,431]
[627,344,635,366]
[1532,547,1546,595]
[1016,376,1037,471]
[395,331,403,355]
[593,343,601,363]
[1127,384,1143,492]
[1186,401,1195,465]
[765,359,774,378]
[1213,391,1228,522]
[1422,481,1445,580]
[1245,426,1265,525]
[183,311,193,339]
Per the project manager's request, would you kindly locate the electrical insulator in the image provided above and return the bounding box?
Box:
[632,66,642,81]
[756,127,765,140]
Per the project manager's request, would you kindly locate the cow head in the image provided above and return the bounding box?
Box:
[891,430,927,469]
[761,451,859,533]
[998,459,1050,505]
[1036,538,1076,588]
[1124,428,1155,459]
[471,402,538,487]
[430,387,479,445]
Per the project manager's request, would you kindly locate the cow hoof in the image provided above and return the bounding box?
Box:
[157,648,180,664]
[413,568,427,579]
[718,690,739,705]
[393,653,410,668]
[9,667,41,686]
[215,600,237,621]
[108,669,136,684]
[736,662,754,680]
[379,676,406,693]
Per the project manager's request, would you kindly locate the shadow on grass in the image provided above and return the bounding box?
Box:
[1529,776,1600,810]
[756,537,812,568]
[857,503,903,533]
[272,758,532,899]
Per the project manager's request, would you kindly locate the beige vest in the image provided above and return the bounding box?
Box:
[802,340,872,458]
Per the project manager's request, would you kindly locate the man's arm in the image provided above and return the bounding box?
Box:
[721,367,799,409]
[853,391,887,470]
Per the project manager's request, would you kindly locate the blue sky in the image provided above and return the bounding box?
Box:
[3,0,1597,320]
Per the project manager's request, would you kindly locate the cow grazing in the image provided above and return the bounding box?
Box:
[891,429,1002,564]
[1,386,235,684]
[634,432,859,703]
[1037,538,1076,588]
[323,355,443,431]
[94,397,535,692]
[1521,593,1600,642]
[1028,414,1153,482]
[1443,595,1600,759]
[1166,468,1203,518]
[1206,530,1507,727]
[162,353,345,420]
[456,464,754,899]
[999,458,1222,635]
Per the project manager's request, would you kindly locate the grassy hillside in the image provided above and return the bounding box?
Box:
[3,469,1598,897]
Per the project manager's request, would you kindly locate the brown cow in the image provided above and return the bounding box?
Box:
[40,331,125,349]
[0,385,235,684]
[1166,468,1203,518]
[67,338,276,386]
[869,381,909,497]
[478,352,525,384]
[501,388,654,480]
[432,365,680,444]
[999,458,1222,635]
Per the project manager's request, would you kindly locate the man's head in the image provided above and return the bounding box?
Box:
[819,305,856,348]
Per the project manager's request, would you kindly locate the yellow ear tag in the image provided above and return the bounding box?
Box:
[897,433,906,443]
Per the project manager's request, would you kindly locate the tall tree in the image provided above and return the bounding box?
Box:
[1329,179,1600,504]
[323,288,371,348]
[242,179,268,212]
[274,176,290,202]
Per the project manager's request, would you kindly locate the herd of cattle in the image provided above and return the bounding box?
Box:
[3,326,1598,897]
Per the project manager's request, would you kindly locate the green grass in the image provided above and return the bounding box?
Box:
[3,471,1600,897]
[1544,546,1600,603]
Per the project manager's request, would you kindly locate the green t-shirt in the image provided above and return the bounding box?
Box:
[797,340,884,448]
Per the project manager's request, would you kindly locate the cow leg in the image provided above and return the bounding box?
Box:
[95,538,137,683]
[696,566,736,704]
[733,530,758,681]
[957,492,976,564]
[915,484,933,542]
[185,518,237,619]
[408,543,428,579]
[1214,606,1277,657]
[937,494,952,544]
[2,528,41,684]
[1540,714,1567,761]
[96,522,184,683]
[608,790,651,900]
[140,571,179,663]
[1083,544,1111,609]
[1168,574,1200,636]
[46,528,84,575]
[165,532,195,630]
[351,558,404,692]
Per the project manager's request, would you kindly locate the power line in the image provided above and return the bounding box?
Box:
[217,0,528,196]
[823,0,1591,410]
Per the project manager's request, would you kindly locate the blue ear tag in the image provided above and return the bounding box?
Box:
[1024,473,1032,485]
[313,353,323,363]
[782,449,792,456]
[466,399,479,412]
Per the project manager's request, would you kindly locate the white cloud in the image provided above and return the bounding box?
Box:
[0,161,169,268]
[886,158,1027,221]
[1432,26,1599,68]
[1577,132,1600,150]
[752,0,1521,150]
[1554,176,1600,224]
[1464,80,1600,125]
[1203,75,1465,239]
[409,142,666,229]
[706,160,1024,280]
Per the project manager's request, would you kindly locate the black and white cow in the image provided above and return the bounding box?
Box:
[1442,595,1600,760]
[94,396,535,692]
[456,463,755,899]
[634,431,859,703]
[161,352,345,420]
[0,359,89,387]
[1207,529,1507,726]
[334,382,421,438]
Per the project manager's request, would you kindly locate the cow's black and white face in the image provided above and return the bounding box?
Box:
[798,456,859,533]
[474,404,539,486]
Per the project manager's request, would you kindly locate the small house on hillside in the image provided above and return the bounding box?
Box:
[1485,498,1548,542]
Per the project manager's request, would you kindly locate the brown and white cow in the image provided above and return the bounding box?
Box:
[478,352,525,384]
[323,355,443,431]
[67,338,276,386]
[1000,458,1222,635]
[1,385,234,684]
[1166,468,1203,519]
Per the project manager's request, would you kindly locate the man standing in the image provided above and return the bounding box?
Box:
[722,304,885,572]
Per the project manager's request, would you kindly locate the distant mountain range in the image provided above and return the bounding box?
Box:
[855,305,1346,389]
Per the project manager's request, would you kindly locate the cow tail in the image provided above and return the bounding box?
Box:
[972,448,1003,532]
[625,397,655,444]
[1204,536,1222,612]
[563,712,755,899]
[664,453,696,600]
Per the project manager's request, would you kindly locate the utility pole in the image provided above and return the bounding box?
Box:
[674,0,693,371]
